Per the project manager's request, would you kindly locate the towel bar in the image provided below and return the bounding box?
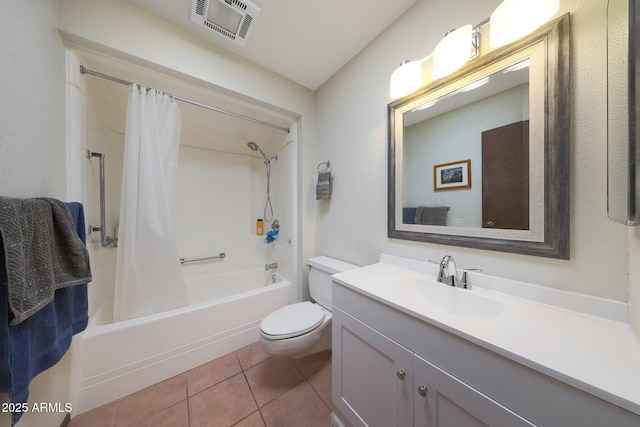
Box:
[86,150,118,248]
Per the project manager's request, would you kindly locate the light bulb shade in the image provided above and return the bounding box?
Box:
[432,25,473,80]
[389,60,423,98]
[490,0,559,48]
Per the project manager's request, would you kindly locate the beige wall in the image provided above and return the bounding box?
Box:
[0,0,71,426]
[0,0,67,199]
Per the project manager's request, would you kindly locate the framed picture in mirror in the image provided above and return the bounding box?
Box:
[434,160,471,191]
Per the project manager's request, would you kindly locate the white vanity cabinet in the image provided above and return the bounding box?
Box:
[332,307,532,427]
[332,280,640,427]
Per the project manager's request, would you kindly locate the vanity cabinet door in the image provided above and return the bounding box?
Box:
[413,354,535,427]
[332,308,413,427]
[412,355,436,426]
[333,305,534,427]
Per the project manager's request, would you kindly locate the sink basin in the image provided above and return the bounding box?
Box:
[390,278,504,319]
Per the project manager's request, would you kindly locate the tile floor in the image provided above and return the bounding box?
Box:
[68,343,333,427]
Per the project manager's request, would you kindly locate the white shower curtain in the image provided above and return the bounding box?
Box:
[114,84,188,322]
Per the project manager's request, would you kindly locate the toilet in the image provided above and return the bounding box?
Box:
[259,256,358,358]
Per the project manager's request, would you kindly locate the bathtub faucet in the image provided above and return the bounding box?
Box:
[265,262,278,271]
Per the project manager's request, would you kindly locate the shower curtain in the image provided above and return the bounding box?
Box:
[114,85,188,322]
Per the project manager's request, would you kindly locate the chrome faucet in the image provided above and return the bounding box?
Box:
[437,255,472,289]
[265,262,278,271]
[438,255,458,286]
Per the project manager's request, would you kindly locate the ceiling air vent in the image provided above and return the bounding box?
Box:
[191,0,261,47]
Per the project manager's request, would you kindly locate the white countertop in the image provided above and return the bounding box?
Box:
[332,254,640,416]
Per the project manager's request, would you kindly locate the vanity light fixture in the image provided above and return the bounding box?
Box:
[432,25,478,80]
[389,59,425,99]
[390,25,480,99]
[389,0,557,99]
[490,0,560,48]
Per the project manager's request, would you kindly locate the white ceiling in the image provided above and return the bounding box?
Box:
[127,0,418,90]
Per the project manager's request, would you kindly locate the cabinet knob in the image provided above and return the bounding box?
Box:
[396,369,406,380]
[417,385,428,397]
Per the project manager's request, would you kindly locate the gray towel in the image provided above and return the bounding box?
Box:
[0,197,92,325]
[415,206,449,226]
[316,172,332,200]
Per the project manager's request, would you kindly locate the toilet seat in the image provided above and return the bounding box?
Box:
[260,301,326,340]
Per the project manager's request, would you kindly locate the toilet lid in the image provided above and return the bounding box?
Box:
[260,301,326,339]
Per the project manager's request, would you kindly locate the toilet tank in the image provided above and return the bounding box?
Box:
[307,256,358,309]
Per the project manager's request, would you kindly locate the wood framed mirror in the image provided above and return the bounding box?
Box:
[388,14,570,259]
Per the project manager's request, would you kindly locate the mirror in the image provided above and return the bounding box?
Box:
[607,0,640,225]
[388,14,570,259]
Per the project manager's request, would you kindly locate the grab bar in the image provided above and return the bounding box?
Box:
[86,150,118,247]
[180,252,226,264]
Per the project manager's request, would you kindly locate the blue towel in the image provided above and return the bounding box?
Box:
[0,201,90,425]
[403,207,418,224]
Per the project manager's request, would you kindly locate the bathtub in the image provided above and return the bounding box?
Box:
[70,269,291,416]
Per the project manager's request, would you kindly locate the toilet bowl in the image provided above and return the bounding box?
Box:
[260,301,332,357]
[259,256,357,358]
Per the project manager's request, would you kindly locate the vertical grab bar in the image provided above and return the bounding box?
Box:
[86,150,118,247]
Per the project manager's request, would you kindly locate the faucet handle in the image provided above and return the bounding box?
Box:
[448,275,457,287]
[459,270,477,289]
[461,271,470,289]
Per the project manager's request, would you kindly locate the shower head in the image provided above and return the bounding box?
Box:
[247,141,270,164]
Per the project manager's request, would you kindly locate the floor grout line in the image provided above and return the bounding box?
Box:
[111,398,121,427]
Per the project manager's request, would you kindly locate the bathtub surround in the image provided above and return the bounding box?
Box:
[114,84,187,322]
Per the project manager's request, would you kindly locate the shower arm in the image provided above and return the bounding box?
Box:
[86,150,118,248]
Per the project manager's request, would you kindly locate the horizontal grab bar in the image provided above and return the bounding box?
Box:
[180,252,226,264]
